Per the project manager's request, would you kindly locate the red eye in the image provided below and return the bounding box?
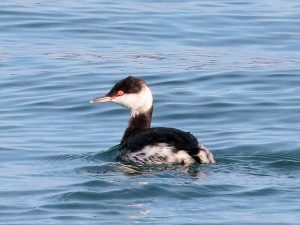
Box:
[117,90,124,96]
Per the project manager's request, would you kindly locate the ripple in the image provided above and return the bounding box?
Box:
[268,159,300,169]
[2,0,300,224]
[41,153,92,163]
[91,145,119,161]
[54,183,227,202]
[42,202,108,210]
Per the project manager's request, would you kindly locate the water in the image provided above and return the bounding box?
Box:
[1,0,300,224]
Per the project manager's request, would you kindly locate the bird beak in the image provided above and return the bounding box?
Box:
[89,96,112,104]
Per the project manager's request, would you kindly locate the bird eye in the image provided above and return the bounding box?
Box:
[117,90,124,96]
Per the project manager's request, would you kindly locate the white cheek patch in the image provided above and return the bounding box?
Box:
[112,85,153,114]
[113,94,140,109]
[138,85,153,111]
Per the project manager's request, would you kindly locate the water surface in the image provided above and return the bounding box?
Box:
[1,0,300,224]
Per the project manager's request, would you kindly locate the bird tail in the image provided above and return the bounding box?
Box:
[196,144,215,164]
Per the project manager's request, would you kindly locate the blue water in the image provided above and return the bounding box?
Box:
[1,0,300,224]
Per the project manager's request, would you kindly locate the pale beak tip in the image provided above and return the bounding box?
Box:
[89,96,112,104]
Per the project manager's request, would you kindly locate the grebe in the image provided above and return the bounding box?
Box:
[90,76,215,165]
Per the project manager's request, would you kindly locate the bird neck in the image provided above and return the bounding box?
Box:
[121,106,153,143]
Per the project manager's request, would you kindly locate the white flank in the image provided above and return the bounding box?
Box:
[124,143,196,165]
[121,143,216,165]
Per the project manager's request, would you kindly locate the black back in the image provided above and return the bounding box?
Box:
[120,127,200,156]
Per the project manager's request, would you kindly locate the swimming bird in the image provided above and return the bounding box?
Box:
[90,76,215,165]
